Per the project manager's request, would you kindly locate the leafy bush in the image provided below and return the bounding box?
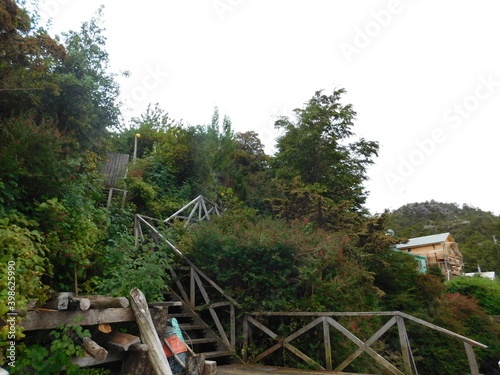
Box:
[90,237,172,302]
[0,211,52,362]
[11,324,90,375]
[446,275,500,315]
[180,211,381,312]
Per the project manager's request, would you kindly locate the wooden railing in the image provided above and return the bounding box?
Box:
[135,213,487,374]
[243,311,487,375]
[134,214,239,352]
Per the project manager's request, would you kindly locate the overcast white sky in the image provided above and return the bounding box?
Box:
[36,0,500,216]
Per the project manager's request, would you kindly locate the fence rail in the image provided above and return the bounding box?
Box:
[243,311,487,375]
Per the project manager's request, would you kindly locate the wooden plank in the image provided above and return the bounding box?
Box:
[209,307,231,347]
[247,316,278,339]
[396,315,417,375]
[326,317,404,375]
[284,343,325,370]
[193,270,210,304]
[169,268,190,303]
[20,308,135,331]
[243,316,249,362]
[322,317,332,371]
[230,303,236,350]
[190,267,196,307]
[106,332,141,351]
[102,153,129,188]
[250,311,399,317]
[71,351,125,368]
[283,317,323,343]
[193,271,231,347]
[252,340,283,363]
[334,317,397,373]
[464,342,480,375]
[397,312,488,348]
[130,288,173,375]
[194,301,232,310]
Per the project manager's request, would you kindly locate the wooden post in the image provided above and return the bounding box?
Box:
[322,317,332,371]
[396,315,417,375]
[464,342,480,375]
[242,315,249,363]
[129,288,172,375]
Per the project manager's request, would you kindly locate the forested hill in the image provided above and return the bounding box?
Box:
[386,201,500,274]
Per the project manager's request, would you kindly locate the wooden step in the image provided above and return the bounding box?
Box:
[202,350,232,359]
[168,312,195,318]
[180,324,206,331]
[185,337,219,345]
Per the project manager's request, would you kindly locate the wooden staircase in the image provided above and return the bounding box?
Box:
[166,292,235,363]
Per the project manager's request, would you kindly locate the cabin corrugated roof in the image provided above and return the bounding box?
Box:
[396,232,451,249]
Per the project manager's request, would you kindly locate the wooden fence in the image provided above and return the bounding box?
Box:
[134,211,488,375]
[242,311,487,375]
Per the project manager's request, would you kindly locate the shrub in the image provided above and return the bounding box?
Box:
[446,275,500,315]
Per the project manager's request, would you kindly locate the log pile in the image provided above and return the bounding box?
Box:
[36,291,216,375]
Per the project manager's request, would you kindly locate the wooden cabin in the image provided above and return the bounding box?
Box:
[396,233,464,280]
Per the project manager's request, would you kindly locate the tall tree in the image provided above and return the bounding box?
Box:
[273,89,379,209]
[0,0,66,115]
[44,6,121,151]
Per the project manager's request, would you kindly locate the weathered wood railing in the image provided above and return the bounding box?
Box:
[243,311,487,375]
[135,213,487,374]
[135,214,239,352]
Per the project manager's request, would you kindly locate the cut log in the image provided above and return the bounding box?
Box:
[68,297,91,311]
[81,295,130,309]
[106,332,141,352]
[129,288,172,375]
[98,323,112,334]
[42,292,72,310]
[82,336,108,361]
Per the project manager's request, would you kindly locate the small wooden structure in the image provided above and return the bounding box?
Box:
[102,153,130,208]
[396,233,464,280]
[164,195,222,226]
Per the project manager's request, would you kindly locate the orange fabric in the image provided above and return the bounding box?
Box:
[162,335,187,357]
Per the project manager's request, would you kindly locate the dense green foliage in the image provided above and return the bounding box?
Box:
[1,2,499,374]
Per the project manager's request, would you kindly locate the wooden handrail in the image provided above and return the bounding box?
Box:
[135,214,239,351]
[243,311,487,375]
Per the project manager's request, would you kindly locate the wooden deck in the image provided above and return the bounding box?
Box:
[217,364,375,375]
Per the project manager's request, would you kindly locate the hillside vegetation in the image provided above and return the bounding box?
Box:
[1,2,499,374]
